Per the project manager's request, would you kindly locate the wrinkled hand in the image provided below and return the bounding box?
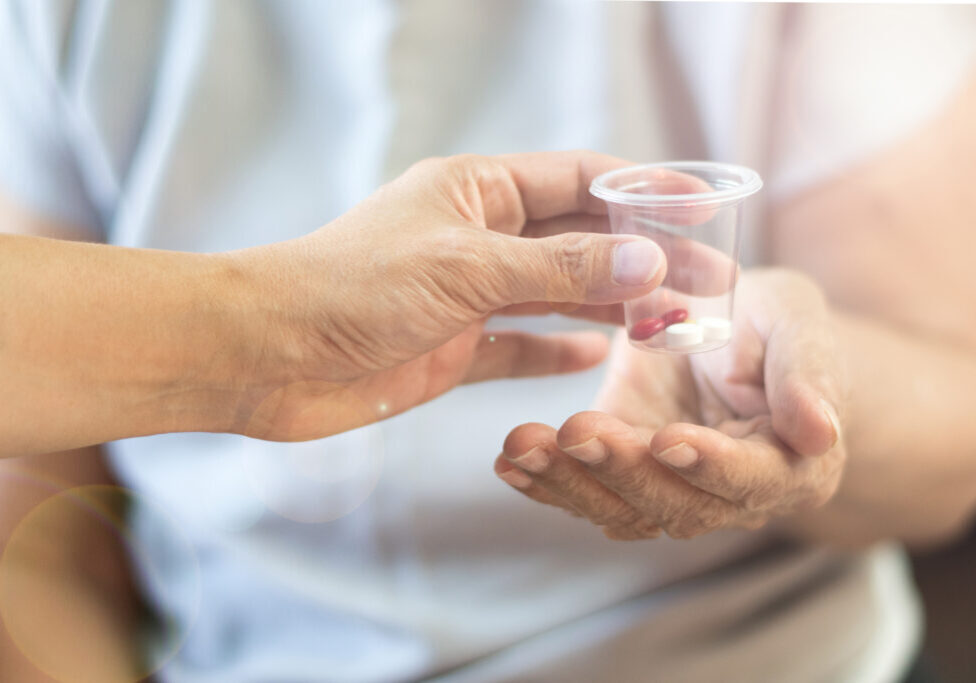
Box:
[495,270,848,540]
[230,152,684,440]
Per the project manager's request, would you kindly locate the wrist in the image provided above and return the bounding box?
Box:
[133,251,260,436]
[174,251,279,435]
[199,244,328,436]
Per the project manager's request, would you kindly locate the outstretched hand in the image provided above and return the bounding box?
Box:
[496,270,848,540]
[231,152,692,440]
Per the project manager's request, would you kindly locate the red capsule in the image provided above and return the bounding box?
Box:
[629,316,665,341]
[661,308,689,325]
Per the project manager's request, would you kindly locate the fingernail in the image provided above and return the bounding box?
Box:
[820,398,841,448]
[563,438,607,464]
[498,468,532,489]
[511,446,549,473]
[656,443,699,468]
[612,239,663,286]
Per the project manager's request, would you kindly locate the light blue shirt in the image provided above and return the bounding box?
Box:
[4,2,969,681]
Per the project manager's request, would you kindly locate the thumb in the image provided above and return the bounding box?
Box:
[488,233,667,307]
[750,273,845,457]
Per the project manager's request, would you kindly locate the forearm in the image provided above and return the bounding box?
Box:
[786,310,976,548]
[0,446,144,682]
[0,234,267,456]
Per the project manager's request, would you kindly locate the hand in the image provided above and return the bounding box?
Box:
[495,270,848,540]
[227,152,695,440]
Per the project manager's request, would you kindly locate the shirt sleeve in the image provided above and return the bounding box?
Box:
[0,1,102,234]
[767,4,976,201]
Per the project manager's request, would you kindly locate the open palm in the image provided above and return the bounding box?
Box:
[496,270,848,540]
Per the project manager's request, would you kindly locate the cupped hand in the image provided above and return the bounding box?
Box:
[229,152,695,440]
[495,270,848,540]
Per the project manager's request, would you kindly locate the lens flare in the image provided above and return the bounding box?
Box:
[0,483,199,683]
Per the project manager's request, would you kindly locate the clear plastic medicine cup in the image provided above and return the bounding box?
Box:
[590,161,762,354]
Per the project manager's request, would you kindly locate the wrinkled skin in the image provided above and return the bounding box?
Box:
[497,270,848,540]
[228,152,697,440]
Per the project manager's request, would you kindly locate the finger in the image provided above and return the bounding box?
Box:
[485,231,667,307]
[555,411,737,539]
[518,217,734,297]
[400,153,630,237]
[742,273,844,457]
[649,421,842,515]
[654,232,739,297]
[496,457,663,540]
[501,423,654,532]
[494,151,633,220]
[767,369,842,458]
[496,152,721,222]
[463,331,609,384]
[689,324,769,425]
[603,524,663,541]
[494,456,579,513]
[717,320,766,387]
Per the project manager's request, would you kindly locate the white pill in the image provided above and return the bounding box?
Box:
[665,322,703,347]
[698,317,732,341]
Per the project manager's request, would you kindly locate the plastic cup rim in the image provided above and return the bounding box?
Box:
[590,161,763,208]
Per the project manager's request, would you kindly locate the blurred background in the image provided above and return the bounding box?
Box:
[1,2,975,682]
[912,533,976,681]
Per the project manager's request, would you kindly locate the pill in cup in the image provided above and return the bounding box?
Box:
[590,161,762,354]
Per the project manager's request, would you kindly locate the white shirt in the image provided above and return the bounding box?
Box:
[1,2,973,681]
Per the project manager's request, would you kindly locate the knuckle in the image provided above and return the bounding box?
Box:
[666,499,728,539]
[737,461,793,513]
[424,231,512,314]
[446,153,490,175]
[409,153,485,179]
[665,520,702,540]
[546,468,596,502]
[634,521,663,539]
[646,492,684,528]
[797,454,842,508]
[444,154,514,205]
[405,155,450,178]
[614,465,661,505]
[589,505,644,529]
[783,455,843,513]
[472,156,512,189]
[800,472,841,511]
[693,499,730,531]
[409,154,520,229]
[740,478,777,514]
[548,233,597,298]
[603,521,660,542]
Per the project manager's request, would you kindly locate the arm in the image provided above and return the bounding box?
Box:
[0,200,142,682]
[492,78,976,551]
[1,151,673,456]
[0,232,257,456]
[771,73,976,548]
